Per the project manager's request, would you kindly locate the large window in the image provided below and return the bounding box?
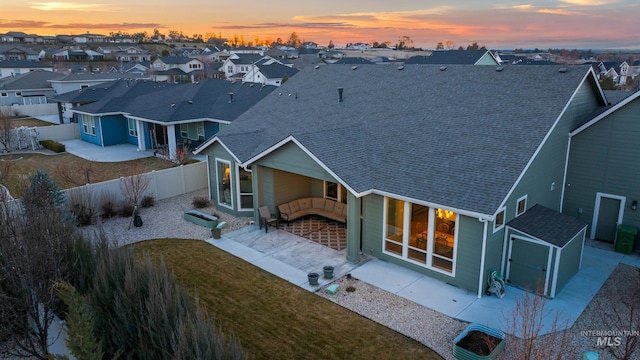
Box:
[180,122,205,140]
[383,197,457,274]
[81,114,96,135]
[216,159,232,208]
[237,166,253,210]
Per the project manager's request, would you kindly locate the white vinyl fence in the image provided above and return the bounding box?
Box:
[1,123,79,151]
[2,161,209,218]
[0,103,58,117]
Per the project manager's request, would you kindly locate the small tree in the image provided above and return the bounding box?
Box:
[119,171,150,207]
[600,75,617,90]
[0,170,77,358]
[0,108,14,152]
[503,280,574,359]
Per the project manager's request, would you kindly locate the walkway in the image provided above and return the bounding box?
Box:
[211,226,640,336]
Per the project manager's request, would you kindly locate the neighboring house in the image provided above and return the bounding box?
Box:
[48,73,148,96]
[0,60,53,78]
[405,50,499,65]
[195,64,614,299]
[151,56,205,83]
[121,61,151,75]
[5,31,37,43]
[0,45,40,61]
[49,79,166,123]
[41,47,105,61]
[242,59,298,86]
[97,46,151,62]
[0,33,15,42]
[0,69,64,107]
[220,54,269,81]
[230,46,264,55]
[70,78,277,161]
[600,61,630,86]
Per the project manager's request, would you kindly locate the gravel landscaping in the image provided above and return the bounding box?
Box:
[84,189,639,360]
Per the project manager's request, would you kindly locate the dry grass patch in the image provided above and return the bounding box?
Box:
[0,153,174,198]
[10,118,54,128]
[132,239,442,360]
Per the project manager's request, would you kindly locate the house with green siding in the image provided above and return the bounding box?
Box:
[194,64,627,298]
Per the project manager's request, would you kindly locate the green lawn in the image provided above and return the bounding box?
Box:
[132,239,443,360]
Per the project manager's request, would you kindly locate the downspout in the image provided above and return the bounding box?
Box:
[477,218,489,298]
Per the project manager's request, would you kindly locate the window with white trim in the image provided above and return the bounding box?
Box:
[128,118,137,136]
[383,197,456,274]
[216,159,232,208]
[324,181,347,204]
[237,165,253,210]
[81,114,96,135]
[494,207,506,232]
[0,92,7,97]
[516,195,527,217]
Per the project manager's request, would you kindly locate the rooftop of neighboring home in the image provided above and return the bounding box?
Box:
[0,69,64,90]
[404,49,497,65]
[208,64,597,217]
[256,62,299,79]
[50,78,176,104]
[73,78,277,123]
[0,44,40,55]
[0,59,51,68]
[48,72,147,83]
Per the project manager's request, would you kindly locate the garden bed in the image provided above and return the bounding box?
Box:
[183,209,218,228]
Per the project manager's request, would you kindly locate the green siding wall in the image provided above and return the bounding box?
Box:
[362,194,485,293]
[255,141,337,182]
[555,229,585,293]
[502,79,601,236]
[564,98,640,233]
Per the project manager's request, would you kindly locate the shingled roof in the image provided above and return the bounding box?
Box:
[74,78,276,123]
[213,64,594,217]
[0,69,63,90]
[507,204,588,247]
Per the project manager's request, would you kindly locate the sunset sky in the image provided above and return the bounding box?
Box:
[1,1,639,50]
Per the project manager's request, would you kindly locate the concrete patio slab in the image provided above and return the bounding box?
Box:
[210,224,640,337]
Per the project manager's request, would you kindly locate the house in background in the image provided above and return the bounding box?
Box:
[70,78,277,161]
[242,59,298,86]
[220,53,268,81]
[195,64,620,299]
[0,45,40,61]
[151,56,205,83]
[0,60,53,79]
[0,70,64,110]
[97,46,151,62]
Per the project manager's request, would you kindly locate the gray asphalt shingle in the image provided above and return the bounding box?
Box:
[216,64,593,216]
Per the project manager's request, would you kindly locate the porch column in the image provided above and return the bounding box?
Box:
[136,120,146,151]
[167,124,177,161]
[346,192,361,263]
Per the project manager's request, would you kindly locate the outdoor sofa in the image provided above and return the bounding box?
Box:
[277,197,347,224]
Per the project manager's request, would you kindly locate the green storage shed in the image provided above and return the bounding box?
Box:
[505,205,588,298]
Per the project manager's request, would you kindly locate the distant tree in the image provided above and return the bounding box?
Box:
[286,32,301,48]
[445,40,455,49]
[161,49,170,56]
[435,42,444,50]
[396,35,413,50]
[192,34,203,43]
[457,46,464,50]
[466,42,480,50]
[131,31,147,41]
[328,40,335,49]
[600,75,617,90]
[231,34,239,47]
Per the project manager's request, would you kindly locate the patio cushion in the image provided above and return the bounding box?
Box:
[312,197,325,209]
[278,203,291,215]
[324,199,336,212]
[298,197,312,210]
[289,200,300,213]
[333,202,345,216]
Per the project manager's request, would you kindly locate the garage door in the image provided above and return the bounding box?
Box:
[507,237,549,295]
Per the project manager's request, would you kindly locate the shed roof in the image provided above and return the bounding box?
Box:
[507,204,588,247]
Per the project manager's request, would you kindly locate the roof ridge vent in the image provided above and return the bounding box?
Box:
[397,65,404,71]
[439,66,447,71]
[351,66,358,70]
[495,66,504,72]
[558,67,568,73]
